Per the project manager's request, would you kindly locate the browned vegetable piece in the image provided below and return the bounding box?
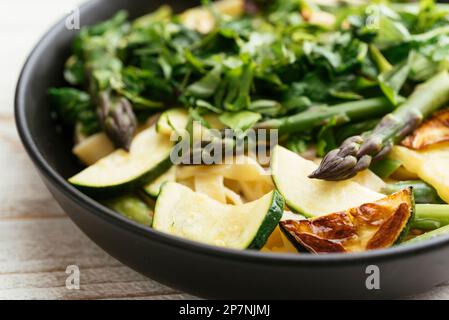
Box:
[280,188,414,254]
[402,109,449,150]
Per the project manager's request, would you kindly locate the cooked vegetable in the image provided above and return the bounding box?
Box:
[105,194,153,226]
[257,98,392,135]
[411,219,442,231]
[48,88,100,136]
[390,144,449,203]
[156,108,189,136]
[271,145,383,217]
[402,109,449,149]
[335,119,380,144]
[69,126,173,196]
[413,204,449,230]
[350,170,386,193]
[143,166,176,197]
[391,165,420,181]
[382,180,444,204]
[369,158,402,179]
[405,224,449,244]
[311,71,449,181]
[280,189,414,253]
[54,1,449,153]
[153,183,284,249]
[97,92,137,151]
[219,111,262,132]
[78,11,138,150]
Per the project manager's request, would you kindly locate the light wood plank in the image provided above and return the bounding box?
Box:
[0,281,177,300]
[0,218,182,299]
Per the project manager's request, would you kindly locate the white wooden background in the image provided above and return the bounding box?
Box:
[0,0,447,300]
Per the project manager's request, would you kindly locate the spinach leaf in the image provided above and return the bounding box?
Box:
[378,53,413,105]
[219,111,262,132]
[48,88,100,135]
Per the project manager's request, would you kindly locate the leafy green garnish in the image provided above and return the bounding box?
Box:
[219,111,262,132]
[48,88,100,135]
[49,0,449,157]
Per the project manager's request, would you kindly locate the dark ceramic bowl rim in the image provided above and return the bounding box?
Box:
[14,0,449,268]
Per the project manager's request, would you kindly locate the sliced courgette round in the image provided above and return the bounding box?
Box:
[156,108,226,137]
[153,182,284,249]
[143,166,176,198]
[280,188,415,253]
[156,108,189,136]
[69,126,173,196]
[390,144,449,203]
[271,145,383,217]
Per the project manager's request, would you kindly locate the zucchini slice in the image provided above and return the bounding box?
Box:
[401,109,449,150]
[156,108,189,136]
[280,189,415,254]
[350,169,386,193]
[143,166,176,198]
[69,126,173,196]
[105,194,153,226]
[271,146,383,217]
[153,183,284,249]
[390,144,449,203]
[157,108,226,136]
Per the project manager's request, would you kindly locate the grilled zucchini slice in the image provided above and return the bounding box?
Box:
[69,126,173,196]
[153,182,284,249]
[280,189,414,253]
[271,145,383,217]
[390,143,449,203]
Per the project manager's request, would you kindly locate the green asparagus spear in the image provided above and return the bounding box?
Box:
[80,12,138,150]
[405,223,449,244]
[256,98,392,135]
[310,71,449,181]
[335,119,380,144]
[413,204,449,230]
[105,194,153,226]
[411,219,443,231]
[369,158,402,179]
[98,92,137,152]
[382,181,444,204]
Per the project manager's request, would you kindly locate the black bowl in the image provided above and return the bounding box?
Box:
[14,0,449,299]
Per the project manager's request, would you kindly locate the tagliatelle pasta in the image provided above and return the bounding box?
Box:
[175,156,274,204]
[194,175,227,203]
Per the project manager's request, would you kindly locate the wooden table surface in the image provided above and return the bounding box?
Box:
[0,0,447,300]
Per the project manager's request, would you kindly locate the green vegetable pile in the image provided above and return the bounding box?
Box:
[50,0,449,152]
